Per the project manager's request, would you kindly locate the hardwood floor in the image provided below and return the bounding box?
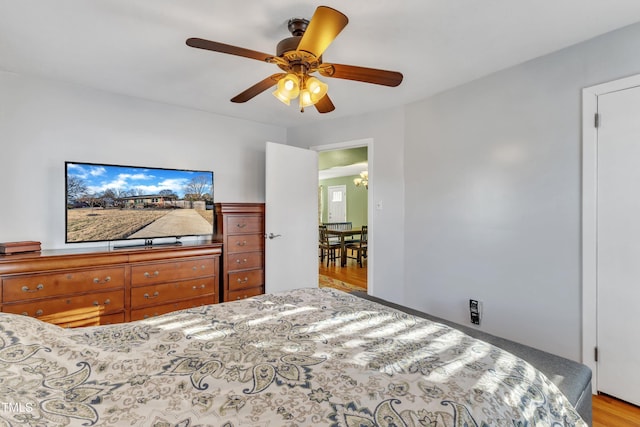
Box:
[593,394,640,427]
[318,254,367,290]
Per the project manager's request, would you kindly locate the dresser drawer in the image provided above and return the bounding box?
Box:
[226,216,263,234]
[130,257,216,286]
[130,295,215,321]
[2,290,125,321]
[2,267,125,302]
[228,269,264,291]
[58,312,125,328]
[227,286,264,302]
[131,277,217,307]
[225,234,264,254]
[227,251,263,272]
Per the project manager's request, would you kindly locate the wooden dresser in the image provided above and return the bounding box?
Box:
[215,203,265,302]
[0,242,221,327]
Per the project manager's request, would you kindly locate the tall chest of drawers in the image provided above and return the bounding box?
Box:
[215,203,265,302]
[0,243,222,327]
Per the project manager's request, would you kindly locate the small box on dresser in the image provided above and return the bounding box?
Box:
[0,241,41,254]
[215,203,265,302]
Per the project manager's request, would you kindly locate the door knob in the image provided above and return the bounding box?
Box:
[267,233,282,239]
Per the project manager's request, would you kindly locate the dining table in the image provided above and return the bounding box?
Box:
[324,228,362,266]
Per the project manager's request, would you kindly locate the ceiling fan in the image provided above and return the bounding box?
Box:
[186,6,403,113]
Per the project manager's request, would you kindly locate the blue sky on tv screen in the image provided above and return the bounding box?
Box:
[67,163,212,198]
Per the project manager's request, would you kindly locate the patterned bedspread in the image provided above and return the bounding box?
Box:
[0,288,586,426]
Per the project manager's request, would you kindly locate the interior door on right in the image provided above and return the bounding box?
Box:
[596,84,640,406]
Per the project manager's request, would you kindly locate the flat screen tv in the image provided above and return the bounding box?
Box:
[65,161,214,246]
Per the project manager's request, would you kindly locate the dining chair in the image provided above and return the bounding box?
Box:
[319,225,341,266]
[345,225,367,267]
[322,222,353,243]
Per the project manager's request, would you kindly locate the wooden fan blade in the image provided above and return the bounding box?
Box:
[320,63,403,87]
[314,94,335,114]
[231,74,285,103]
[186,38,273,62]
[296,6,348,58]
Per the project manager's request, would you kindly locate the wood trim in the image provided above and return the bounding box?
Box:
[215,202,265,215]
[0,242,221,275]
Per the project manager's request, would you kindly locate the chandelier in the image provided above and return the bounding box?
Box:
[354,171,368,189]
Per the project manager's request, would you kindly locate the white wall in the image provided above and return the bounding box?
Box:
[287,108,405,305]
[404,23,640,361]
[0,71,286,249]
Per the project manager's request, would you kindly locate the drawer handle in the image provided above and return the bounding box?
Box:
[236,223,247,229]
[236,258,248,264]
[22,284,44,293]
[144,271,160,278]
[93,276,111,284]
[144,291,160,299]
[236,241,247,247]
[93,299,111,306]
[236,277,249,284]
[35,309,43,317]
[192,284,206,290]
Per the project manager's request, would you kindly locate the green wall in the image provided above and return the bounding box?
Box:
[319,175,368,228]
[318,147,367,169]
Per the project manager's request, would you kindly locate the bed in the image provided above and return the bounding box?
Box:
[352,291,593,426]
[0,288,589,426]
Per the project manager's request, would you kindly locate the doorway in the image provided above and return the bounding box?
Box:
[315,140,371,293]
[582,74,640,405]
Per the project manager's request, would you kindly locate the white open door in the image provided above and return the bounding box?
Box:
[265,141,318,293]
[596,85,640,406]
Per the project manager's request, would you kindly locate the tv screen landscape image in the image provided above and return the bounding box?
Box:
[65,162,214,244]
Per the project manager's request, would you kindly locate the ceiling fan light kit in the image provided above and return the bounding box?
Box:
[272,74,329,111]
[306,77,328,99]
[186,6,403,114]
[272,73,300,106]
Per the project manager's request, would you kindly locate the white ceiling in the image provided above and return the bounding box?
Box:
[2,1,640,128]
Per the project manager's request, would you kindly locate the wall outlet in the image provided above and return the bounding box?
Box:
[470,299,481,325]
